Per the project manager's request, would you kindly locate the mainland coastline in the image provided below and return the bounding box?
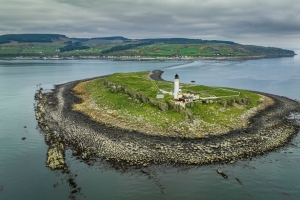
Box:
[35,71,300,170]
[2,54,296,61]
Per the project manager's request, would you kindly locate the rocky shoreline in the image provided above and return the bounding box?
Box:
[35,71,300,169]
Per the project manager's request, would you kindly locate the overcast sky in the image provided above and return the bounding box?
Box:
[1,0,300,48]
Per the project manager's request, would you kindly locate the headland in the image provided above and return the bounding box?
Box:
[34,70,300,170]
[0,34,296,60]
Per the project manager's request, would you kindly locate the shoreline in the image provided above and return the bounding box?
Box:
[35,71,300,169]
[1,54,296,62]
[72,71,274,138]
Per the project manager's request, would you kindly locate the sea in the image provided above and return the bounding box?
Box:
[0,52,300,200]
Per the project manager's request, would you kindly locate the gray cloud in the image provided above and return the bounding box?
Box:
[0,0,300,48]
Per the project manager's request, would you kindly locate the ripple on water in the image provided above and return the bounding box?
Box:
[1,58,300,200]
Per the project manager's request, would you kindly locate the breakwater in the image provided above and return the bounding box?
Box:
[35,72,300,169]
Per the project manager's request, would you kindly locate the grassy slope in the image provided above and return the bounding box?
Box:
[73,72,261,137]
[0,38,295,58]
[104,43,294,58]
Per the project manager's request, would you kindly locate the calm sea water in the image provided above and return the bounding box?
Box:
[0,54,299,200]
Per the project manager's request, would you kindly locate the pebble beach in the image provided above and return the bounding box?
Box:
[34,71,300,169]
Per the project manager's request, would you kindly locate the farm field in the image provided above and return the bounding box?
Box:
[0,34,295,58]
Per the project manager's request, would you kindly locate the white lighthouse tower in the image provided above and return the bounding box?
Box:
[174,74,179,99]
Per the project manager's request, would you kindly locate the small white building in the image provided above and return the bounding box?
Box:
[185,98,193,103]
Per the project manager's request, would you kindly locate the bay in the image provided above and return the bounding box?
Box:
[0,54,299,200]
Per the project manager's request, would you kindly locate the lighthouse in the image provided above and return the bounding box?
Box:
[174,74,179,99]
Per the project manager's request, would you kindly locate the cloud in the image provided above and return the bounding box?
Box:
[0,0,299,47]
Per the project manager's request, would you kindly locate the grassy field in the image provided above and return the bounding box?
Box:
[0,41,120,57]
[0,45,23,54]
[72,71,262,137]
[154,81,241,99]
[1,39,294,58]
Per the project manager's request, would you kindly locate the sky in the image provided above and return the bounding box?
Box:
[1,0,300,49]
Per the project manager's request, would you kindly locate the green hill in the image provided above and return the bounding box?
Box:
[0,34,296,59]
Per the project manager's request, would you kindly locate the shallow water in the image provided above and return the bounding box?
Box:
[0,55,300,200]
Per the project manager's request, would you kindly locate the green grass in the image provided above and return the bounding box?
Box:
[0,45,22,54]
[126,43,245,57]
[84,77,184,130]
[80,71,262,134]
[104,72,159,97]
[0,41,293,58]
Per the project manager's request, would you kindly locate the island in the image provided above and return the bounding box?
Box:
[0,34,296,60]
[34,70,300,170]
